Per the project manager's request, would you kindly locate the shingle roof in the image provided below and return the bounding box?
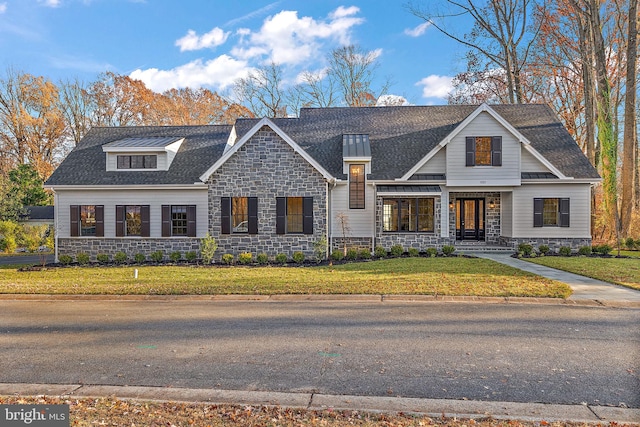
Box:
[46,104,600,187]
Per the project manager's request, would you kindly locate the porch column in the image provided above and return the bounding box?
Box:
[440,189,449,238]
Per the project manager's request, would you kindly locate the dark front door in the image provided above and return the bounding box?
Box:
[456,198,485,240]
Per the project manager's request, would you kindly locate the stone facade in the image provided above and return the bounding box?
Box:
[57,238,200,261]
[331,237,374,252]
[207,126,328,259]
[499,236,592,251]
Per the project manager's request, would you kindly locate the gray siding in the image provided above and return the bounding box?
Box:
[415,148,446,174]
[501,191,513,237]
[520,147,551,173]
[330,183,375,238]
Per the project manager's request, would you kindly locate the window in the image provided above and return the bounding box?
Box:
[349,164,365,209]
[276,197,313,235]
[383,198,435,232]
[117,155,157,169]
[534,198,569,227]
[116,205,150,237]
[70,205,104,237]
[162,205,196,237]
[465,136,502,167]
[220,197,258,234]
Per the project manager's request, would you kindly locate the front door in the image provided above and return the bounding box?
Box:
[456,198,485,240]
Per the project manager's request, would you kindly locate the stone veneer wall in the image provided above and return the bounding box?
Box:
[499,236,592,251]
[448,192,501,244]
[331,237,373,252]
[207,126,327,259]
[57,238,200,261]
[374,197,451,249]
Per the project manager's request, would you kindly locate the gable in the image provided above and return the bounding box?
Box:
[521,146,551,173]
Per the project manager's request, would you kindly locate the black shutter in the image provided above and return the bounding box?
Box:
[465,137,475,166]
[161,205,171,237]
[95,205,104,237]
[248,197,258,234]
[303,197,314,235]
[276,197,286,235]
[559,198,570,227]
[70,205,79,237]
[115,205,125,237]
[187,205,196,237]
[491,136,502,166]
[533,198,544,227]
[221,197,231,234]
[141,205,150,237]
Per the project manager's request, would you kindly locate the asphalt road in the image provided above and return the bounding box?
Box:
[1,299,638,408]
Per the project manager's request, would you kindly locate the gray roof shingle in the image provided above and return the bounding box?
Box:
[46,104,600,187]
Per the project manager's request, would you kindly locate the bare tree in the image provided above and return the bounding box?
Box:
[233,63,288,118]
[58,78,92,145]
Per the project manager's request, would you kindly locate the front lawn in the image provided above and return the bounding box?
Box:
[525,256,640,291]
[0,257,571,298]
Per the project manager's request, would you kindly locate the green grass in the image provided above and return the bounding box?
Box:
[609,249,640,258]
[526,256,640,291]
[0,257,572,298]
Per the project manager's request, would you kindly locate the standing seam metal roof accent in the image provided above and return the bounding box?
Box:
[342,134,371,158]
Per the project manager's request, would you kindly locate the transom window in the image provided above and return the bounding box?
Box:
[125,206,142,236]
[80,205,96,236]
[286,197,304,233]
[171,205,188,236]
[349,164,365,209]
[383,198,434,232]
[117,155,157,169]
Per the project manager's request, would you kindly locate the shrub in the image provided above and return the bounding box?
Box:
[559,246,572,256]
[374,246,387,258]
[292,251,305,264]
[59,254,73,265]
[578,246,592,256]
[538,245,550,255]
[170,251,182,262]
[200,233,218,264]
[345,248,358,260]
[517,243,533,256]
[96,253,110,264]
[150,250,164,263]
[442,245,456,256]
[313,235,328,262]
[359,249,372,259]
[624,237,635,250]
[275,253,288,265]
[593,244,612,255]
[134,253,146,264]
[76,252,90,265]
[221,253,234,265]
[331,249,345,261]
[3,236,16,254]
[238,252,253,265]
[390,244,404,257]
[256,253,269,265]
[113,251,128,264]
[426,247,437,258]
[185,251,197,262]
[408,247,420,257]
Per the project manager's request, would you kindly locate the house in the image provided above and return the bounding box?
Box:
[45,103,601,261]
[19,206,55,227]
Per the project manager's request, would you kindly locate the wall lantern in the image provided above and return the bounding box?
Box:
[489,199,495,209]
[449,200,454,209]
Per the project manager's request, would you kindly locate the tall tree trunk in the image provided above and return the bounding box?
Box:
[620,0,638,236]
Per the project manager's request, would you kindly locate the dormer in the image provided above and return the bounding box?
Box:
[102,137,185,172]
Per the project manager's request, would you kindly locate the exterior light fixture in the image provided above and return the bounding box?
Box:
[489,199,495,209]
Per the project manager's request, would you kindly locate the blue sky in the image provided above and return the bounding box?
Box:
[0,0,472,105]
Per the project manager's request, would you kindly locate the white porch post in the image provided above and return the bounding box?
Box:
[441,189,449,238]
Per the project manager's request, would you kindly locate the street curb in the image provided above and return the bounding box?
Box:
[1,293,639,307]
[1,383,638,424]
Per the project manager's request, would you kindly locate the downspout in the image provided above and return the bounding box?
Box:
[327,179,337,258]
[52,190,59,263]
[371,182,376,253]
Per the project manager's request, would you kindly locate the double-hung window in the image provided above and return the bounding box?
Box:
[70,205,104,237]
[382,198,434,232]
[534,198,570,227]
[116,205,150,237]
[161,205,196,237]
[466,136,502,166]
[276,197,313,234]
[220,197,258,234]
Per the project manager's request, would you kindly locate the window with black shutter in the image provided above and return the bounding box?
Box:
[276,197,313,234]
[221,197,258,234]
[466,136,502,167]
[533,198,569,227]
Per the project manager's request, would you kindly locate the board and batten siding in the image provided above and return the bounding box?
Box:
[105,152,169,171]
[500,191,513,237]
[511,183,591,238]
[520,147,551,173]
[55,188,208,238]
[415,148,446,174]
[446,111,520,186]
[330,183,375,238]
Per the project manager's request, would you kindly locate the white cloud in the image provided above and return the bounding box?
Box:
[0,3,6,13]
[231,7,364,65]
[175,27,230,52]
[416,74,453,99]
[39,0,61,7]
[376,94,411,106]
[404,21,431,37]
[130,55,251,93]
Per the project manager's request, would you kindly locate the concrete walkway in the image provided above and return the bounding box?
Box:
[473,252,640,305]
